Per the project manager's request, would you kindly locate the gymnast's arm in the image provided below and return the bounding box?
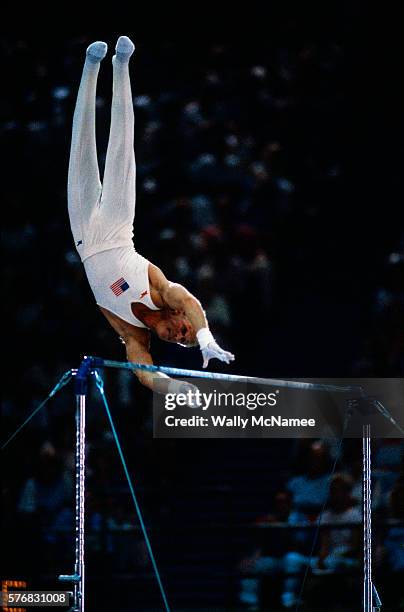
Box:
[100,306,193,393]
[124,337,201,407]
[99,306,173,392]
[151,266,234,367]
[124,332,173,392]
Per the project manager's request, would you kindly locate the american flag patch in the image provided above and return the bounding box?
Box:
[110,277,130,296]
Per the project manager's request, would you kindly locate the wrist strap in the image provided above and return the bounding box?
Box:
[197,327,214,349]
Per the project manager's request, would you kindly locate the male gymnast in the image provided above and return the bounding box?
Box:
[67,36,234,393]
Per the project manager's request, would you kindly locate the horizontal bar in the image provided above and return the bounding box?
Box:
[93,358,362,393]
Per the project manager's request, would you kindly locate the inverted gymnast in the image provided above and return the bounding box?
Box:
[68,36,234,393]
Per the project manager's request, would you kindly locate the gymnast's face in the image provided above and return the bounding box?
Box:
[154,314,197,347]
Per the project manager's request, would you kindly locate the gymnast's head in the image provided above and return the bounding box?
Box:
[153,311,198,347]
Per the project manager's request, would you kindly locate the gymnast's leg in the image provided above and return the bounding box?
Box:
[99,36,136,245]
[67,41,107,253]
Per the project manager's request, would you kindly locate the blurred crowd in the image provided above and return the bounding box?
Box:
[239,439,404,609]
[3,435,403,609]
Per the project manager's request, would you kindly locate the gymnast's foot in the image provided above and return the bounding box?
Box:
[114,35,135,63]
[86,41,108,64]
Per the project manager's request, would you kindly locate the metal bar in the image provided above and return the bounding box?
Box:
[363,423,372,612]
[98,358,362,393]
[74,394,86,612]
[58,360,91,611]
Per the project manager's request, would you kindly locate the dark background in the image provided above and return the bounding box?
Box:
[2,5,403,611]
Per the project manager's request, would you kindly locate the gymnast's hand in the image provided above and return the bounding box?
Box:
[179,382,202,408]
[167,380,202,408]
[196,328,235,369]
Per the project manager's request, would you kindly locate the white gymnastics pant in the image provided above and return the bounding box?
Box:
[68,56,136,262]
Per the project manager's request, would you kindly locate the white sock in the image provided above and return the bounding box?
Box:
[86,41,108,64]
[114,35,135,63]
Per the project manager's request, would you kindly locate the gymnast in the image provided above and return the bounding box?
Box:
[67,36,234,393]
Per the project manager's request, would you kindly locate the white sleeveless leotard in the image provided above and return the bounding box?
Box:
[83,246,160,328]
